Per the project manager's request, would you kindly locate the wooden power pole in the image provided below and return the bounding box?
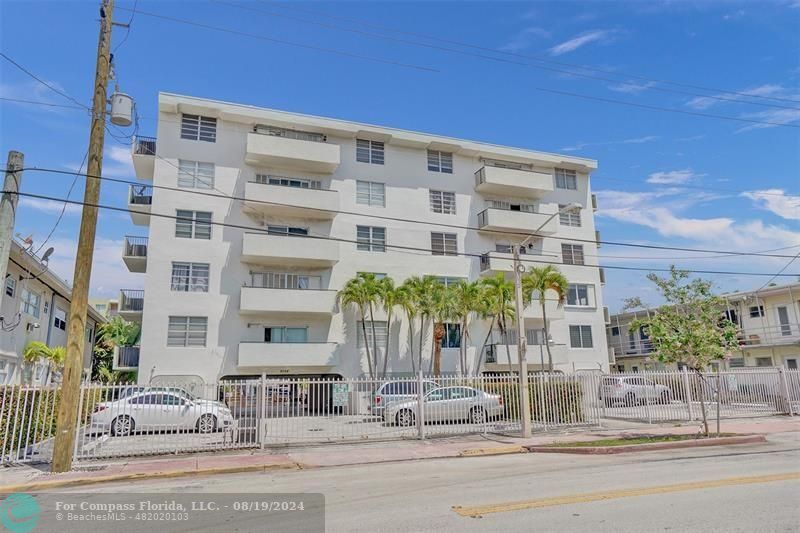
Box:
[51,0,114,473]
[0,151,23,284]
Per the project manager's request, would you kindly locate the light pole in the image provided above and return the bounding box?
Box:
[514,202,581,437]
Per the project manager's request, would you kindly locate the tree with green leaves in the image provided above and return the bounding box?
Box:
[631,266,739,436]
[429,283,457,376]
[395,282,419,373]
[23,341,65,385]
[480,273,516,374]
[522,265,569,372]
[98,316,140,347]
[377,276,399,378]
[401,275,437,373]
[338,274,380,379]
[451,280,484,375]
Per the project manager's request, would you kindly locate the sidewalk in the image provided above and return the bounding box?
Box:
[2,417,797,492]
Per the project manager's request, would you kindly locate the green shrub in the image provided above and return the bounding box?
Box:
[482,378,584,424]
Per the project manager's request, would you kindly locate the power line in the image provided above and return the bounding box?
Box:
[754,250,800,292]
[112,0,138,54]
[21,165,800,260]
[214,0,800,112]
[34,151,90,256]
[0,97,88,110]
[0,52,90,110]
[260,0,800,106]
[8,189,799,279]
[116,7,438,73]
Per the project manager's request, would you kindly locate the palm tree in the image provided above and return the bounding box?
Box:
[450,280,483,375]
[358,273,383,377]
[98,316,140,348]
[23,341,66,385]
[481,273,516,374]
[522,265,569,372]
[430,283,457,376]
[377,276,399,377]
[338,275,379,379]
[395,282,418,373]
[402,275,437,373]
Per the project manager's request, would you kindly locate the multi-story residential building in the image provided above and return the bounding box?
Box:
[606,282,800,372]
[124,92,609,385]
[0,239,105,384]
[90,297,119,318]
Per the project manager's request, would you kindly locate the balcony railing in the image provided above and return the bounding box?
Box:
[133,135,156,156]
[117,346,140,368]
[129,186,153,205]
[254,125,327,143]
[123,236,148,258]
[736,323,800,347]
[119,289,144,312]
[251,174,326,190]
[248,272,323,290]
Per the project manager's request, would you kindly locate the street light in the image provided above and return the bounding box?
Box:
[514,202,581,437]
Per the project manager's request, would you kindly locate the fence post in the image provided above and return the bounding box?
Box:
[417,370,425,440]
[778,367,793,417]
[643,368,652,425]
[259,373,266,450]
[682,367,694,421]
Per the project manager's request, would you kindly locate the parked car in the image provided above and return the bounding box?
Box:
[90,390,235,436]
[599,376,672,406]
[370,380,438,416]
[384,386,503,426]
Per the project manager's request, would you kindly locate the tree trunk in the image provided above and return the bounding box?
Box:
[695,369,710,436]
[500,314,514,375]
[460,317,468,376]
[418,316,426,374]
[360,308,374,379]
[542,299,554,373]
[382,309,392,378]
[407,313,417,374]
[433,321,445,376]
[368,302,379,379]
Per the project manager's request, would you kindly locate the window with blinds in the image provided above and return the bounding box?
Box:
[569,325,593,348]
[175,210,212,239]
[167,316,208,347]
[427,150,453,173]
[357,321,388,348]
[356,139,384,164]
[566,284,593,307]
[171,262,210,292]
[356,180,385,207]
[265,225,309,236]
[250,272,320,290]
[357,226,386,252]
[561,243,585,265]
[265,326,308,343]
[559,204,582,226]
[555,168,577,190]
[429,190,456,214]
[177,160,215,189]
[180,114,217,143]
[431,232,457,256]
[254,174,321,189]
[487,199,536,212]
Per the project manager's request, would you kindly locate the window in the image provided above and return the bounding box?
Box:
[559,204,582,226]
[171,262,210,292]
[755,357,773,367]
[555,168,577,190]
[429,190,456,214]
[728,358,745,368]
[255,174,321,189]
[20,288,40,318]
[357,272,387,280]
[357,226,386,252]
[749,305,765,318]
[561,244,585,265]
[265,327,308,343]
[440,323,461,348]
[5,277,15,298]
[167,316,208,347]
[266,225,308,236]
[175,210,212,240]
[180,114,216,142]
[427,150,453,173]
[487,200,536,213]
[177,160,214,189]
[435,276,466,288]
[566,284,592,307]
[431,232,457,256]
[357,321,388,348]
[483,158,532,171]
[356,180,385,207]
[356,139,384,165]
[53,308,67,331]
[251,272,320,290]
[611,326,620,336]
[569,325,593,348]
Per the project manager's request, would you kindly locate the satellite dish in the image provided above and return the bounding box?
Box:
[41,247,54,264]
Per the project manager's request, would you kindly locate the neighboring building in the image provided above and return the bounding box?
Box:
[0,239,105,384]
[606,282,800,372]
[90,297,119,318]
[124,92,609,385]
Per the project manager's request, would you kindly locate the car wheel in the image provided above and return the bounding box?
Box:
[196,414,217,434]
[660,391,671,404]
[111,415,133,437]
[396,409,415,427]
[624,392,637,406]
[470,407,486,424]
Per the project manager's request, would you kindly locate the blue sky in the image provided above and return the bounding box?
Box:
[1,1,798,310]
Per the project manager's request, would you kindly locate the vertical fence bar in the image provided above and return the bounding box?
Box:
[682,367,694,421]
[416,371,425,440]
[779,367,793,416]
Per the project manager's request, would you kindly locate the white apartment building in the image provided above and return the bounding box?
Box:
[124,93,609,385]
[0,239,105,384]
[606,282,800,372]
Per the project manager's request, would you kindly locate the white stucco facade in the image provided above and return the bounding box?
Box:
[126,93,610,384]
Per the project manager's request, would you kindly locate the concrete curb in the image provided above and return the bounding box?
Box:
[458,445,527,457]
[526,434,767,455]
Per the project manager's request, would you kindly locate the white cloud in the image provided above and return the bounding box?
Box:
[608,81,657,94]
[19,197,82,216]
[741,189,800,220]
[548,29,613,56]
[500,27,551,52]
[562,135,659,152]
[686,84,784,110]
[646,169,700,185]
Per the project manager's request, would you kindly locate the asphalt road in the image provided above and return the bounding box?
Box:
[59,432,800,532]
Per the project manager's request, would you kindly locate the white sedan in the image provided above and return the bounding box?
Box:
[90,389,234,436]
[384,386,504,426]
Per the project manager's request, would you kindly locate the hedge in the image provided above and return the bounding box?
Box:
[483,379,585,424]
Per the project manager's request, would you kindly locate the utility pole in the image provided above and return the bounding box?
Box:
[513,243,532,438]
[0,151,23,284]
[52,0,114,473]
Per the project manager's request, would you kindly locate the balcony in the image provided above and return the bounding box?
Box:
[240,286,337,315]
[523,299,565,321]
[477,207,558,234]
[131,135,156,180]
[737,324,800,348]
[114,346,140,370]
[119,289,144,321]
[122,236,148,273]
[241,232,339,267]
[238,342,339,370]
[484,344,568,369]
[479,251,547,274]
[128,185,152,226]
[474,165,554,199]
[244,179,339,219]
[245,131,340,173]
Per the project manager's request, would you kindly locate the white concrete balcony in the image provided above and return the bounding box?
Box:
[477,207,558,234]
[240,286,337,315]
[131,135,155,180]
[118,289,144,322]
[484,344,568,369]
[474,165,554,199]
[524,299,565,321]
[241,233,340,267]
[244,180,339,219]
[245,132,340,173]
[122,236,148,273]
[128,185,152,226]
[238,342,340,370]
